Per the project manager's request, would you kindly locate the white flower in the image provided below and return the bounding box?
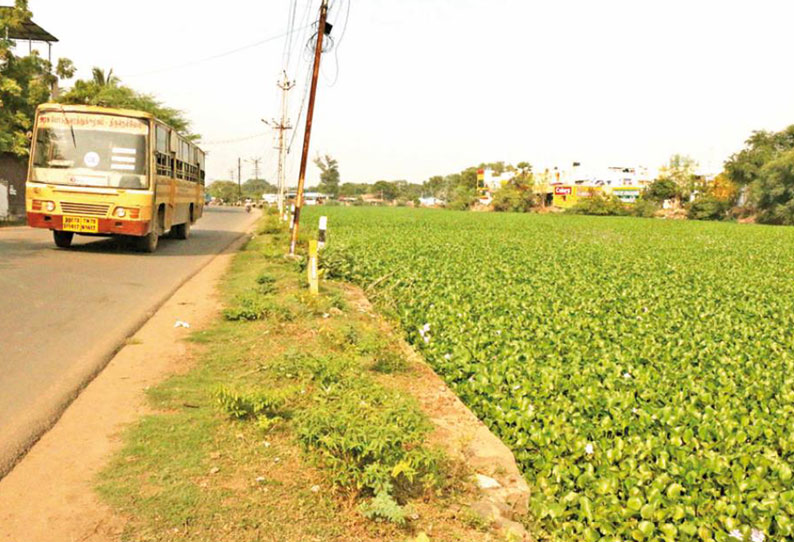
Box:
[728,530,743,541]
[585,443,594,455]
[444,353,452,360]
[632,407,639,414]
[423,335,430,344]
[751,529,765,542]
[512,384,521,390]
[422,323,431,332]
[623,372,632,379]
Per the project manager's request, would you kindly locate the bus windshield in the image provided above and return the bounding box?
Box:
[31,111,149,189]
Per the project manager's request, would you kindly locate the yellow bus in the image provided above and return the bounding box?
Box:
[26,104,205,252]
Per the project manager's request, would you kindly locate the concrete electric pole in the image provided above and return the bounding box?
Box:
[263,72,295,219]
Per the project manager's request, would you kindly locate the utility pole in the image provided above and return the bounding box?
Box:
[290,0,329,256]
[273,72,295,219]
[237,157,242,200]
[247,156,262,182]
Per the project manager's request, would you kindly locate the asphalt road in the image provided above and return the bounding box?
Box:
[0,207,258,477]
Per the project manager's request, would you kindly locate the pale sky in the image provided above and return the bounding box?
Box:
[13,0,794,186]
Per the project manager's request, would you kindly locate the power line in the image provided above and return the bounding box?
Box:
[202,132,269,146]
[282,0,299,70]
[123,24,311,78]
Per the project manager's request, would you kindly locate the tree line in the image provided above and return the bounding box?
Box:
[0,0,194,160]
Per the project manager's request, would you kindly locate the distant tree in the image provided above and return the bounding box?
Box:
[313,154,340,197]
[373,180,399,201]
[206,180,239,202]
[55,58,76,79]
[0,0,74,156]
[339,182,370,197]
[423,175,446,198]
[492,185,534,212]
[58,67,194,136]
[516,161,532,175]
[479,161,506,176]
[645,177,680,202]
[242,178,275,198]
[446,185,478,211]
[753,149,794,225]
[708,173,739,204]
[724,126,794,187]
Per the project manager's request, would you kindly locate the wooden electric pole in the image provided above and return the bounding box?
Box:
[237,157,242,200]
[289,0,329,256]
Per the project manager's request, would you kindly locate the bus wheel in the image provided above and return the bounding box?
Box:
[136,230,159,253]
[172,220,190,240]
[53,230,74,248]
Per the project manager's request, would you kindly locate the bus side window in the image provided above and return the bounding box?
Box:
[155,125,172,177]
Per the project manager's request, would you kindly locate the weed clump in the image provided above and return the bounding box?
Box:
[216,386,298,419]
[371,348,409,374]
[295,380,445,504]
[223,293,293,322]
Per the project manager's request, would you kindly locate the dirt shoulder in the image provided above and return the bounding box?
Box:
[0,231,250,541]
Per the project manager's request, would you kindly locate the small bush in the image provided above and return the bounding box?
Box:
[358,492,412,525]
[216,386,298,419]
[492,185,535,213]
[256,272,278,294]
[687,194,730,220]
[278,352,356,386]
[256,272,277,285]
[223,293,293,322]
[295,381,444,500]
[629,198,659,218]
[568,193,628,216]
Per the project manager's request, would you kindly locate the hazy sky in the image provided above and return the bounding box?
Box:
[14,0,794,186]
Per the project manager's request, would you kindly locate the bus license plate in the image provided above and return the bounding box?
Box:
[63,216,99,233]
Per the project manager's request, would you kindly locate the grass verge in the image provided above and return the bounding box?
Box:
[97,211,491,542]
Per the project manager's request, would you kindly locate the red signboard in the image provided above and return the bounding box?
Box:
[554,186,572,196]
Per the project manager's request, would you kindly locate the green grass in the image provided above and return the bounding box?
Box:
[305,206,794,542]
[98,214,487,542]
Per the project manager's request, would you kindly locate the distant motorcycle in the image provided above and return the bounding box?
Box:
[245,202,252,213]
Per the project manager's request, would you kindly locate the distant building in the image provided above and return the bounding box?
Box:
[419,196,444,207]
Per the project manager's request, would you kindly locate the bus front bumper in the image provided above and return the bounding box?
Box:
[27,213,151,237]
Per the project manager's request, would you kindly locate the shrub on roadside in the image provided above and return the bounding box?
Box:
[223,293,293,321]
[294,380,445,501]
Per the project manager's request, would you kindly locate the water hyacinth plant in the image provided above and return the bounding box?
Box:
[307,207,794,542]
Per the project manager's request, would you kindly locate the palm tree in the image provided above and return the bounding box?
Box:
[90,67,118,87]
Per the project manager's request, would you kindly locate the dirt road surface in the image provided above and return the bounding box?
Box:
[0,206,258,477]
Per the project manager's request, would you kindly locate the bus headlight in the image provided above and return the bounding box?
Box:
[45,201,56,212]
[115,207,127,218]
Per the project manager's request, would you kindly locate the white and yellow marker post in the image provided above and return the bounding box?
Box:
[308,239,319,295]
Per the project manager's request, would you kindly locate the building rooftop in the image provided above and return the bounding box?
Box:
[0,7,58,42]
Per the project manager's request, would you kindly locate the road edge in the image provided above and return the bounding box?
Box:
[0,211,260,479]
